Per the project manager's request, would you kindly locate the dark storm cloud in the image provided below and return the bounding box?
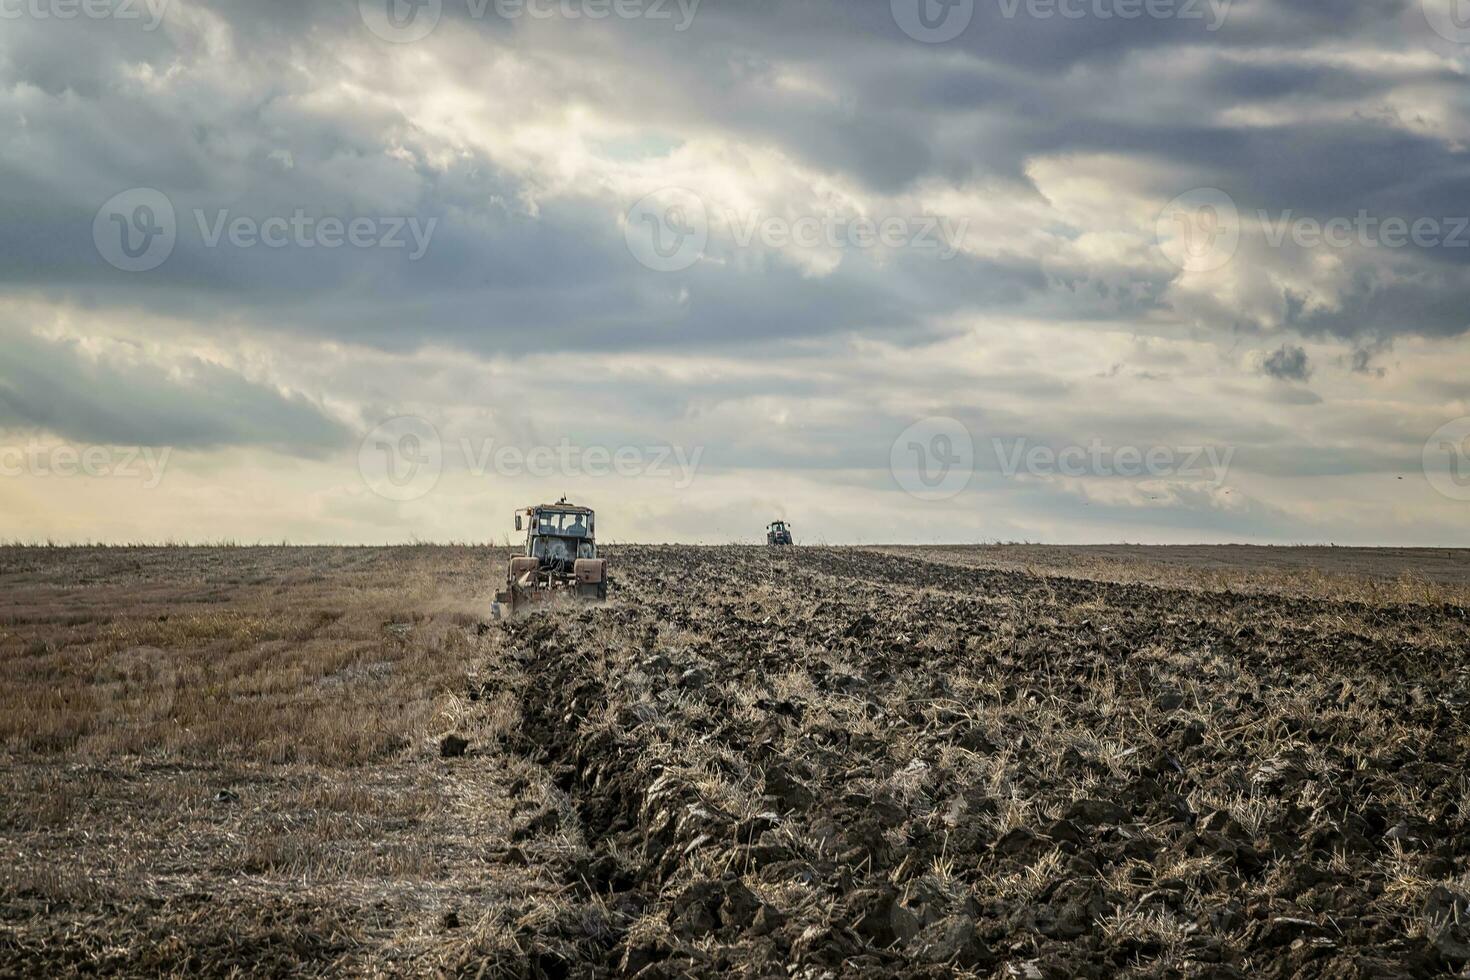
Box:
[1291,265,1470,340]
[0,327,347,453]
[1261,344,1311,382]
[1346,337,1391,376]
[3,0,1470,364]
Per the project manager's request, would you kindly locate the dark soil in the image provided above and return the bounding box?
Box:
[477,546,1470,978]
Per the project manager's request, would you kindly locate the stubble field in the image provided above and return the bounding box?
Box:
[2,544,1469,978]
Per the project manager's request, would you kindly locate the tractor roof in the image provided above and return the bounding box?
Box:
[528,502,595,515]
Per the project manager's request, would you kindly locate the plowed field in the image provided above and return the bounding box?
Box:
[3,545,1469,978]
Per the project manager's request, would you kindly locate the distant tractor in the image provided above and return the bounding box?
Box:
[767,520,793,546]
[492,499,608,618]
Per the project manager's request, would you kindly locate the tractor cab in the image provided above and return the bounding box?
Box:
[767,520,793,546]
[494,497,608,617]
[517,501,596,571]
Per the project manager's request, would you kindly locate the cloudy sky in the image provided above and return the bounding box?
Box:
[1,0,1469,545]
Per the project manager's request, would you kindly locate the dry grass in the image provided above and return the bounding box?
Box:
[0,545,575,976]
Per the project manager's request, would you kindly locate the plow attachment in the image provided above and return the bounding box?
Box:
[493,557,608,619]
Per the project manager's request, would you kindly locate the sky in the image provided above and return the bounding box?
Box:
[1,0,1469,545]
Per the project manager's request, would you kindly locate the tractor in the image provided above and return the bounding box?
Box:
[767,520,793,546]
[492,498,608,618]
